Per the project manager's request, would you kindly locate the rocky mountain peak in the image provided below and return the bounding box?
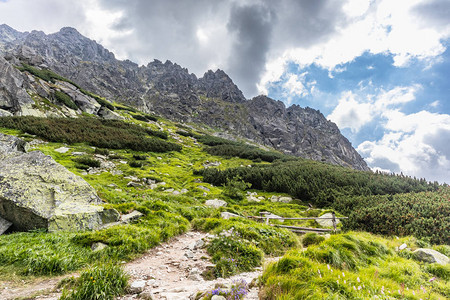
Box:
[0,24,370,171]
[198,69,246,103]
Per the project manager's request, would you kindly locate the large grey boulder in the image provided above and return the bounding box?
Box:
[413,248,449,265]
[0,55,34,114]
[0,133,119,232]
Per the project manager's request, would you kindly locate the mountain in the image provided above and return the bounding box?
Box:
[0,24,369,171]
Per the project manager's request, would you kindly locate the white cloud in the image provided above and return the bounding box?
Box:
[327,85,419,132]
[327,91,375,132]
[258,0,450,94]
[357,111,450,183]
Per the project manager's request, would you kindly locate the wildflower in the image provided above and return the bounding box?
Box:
[358,286,361,290]
[344,280,346,284]
[327,264,330,270]
[429,277,436,282]
[337,280,339,284]
[353,286,356,291]
[357,277,360,283]
[342,272,345,277]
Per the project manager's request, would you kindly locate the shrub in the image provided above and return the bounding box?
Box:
[60,264,128,300]
[222,176,251,200]
[0,116,181,153]
[302,233,325,247]
[73,156,101,169]
[54,90,78,110]
[132,154,147,160]
[94,148,109,156]
[128,160,144,168]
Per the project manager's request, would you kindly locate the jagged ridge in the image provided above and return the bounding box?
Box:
[0,24,369,171]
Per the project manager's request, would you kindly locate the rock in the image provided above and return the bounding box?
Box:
[398,243,408,251]
[185,250,194,259]
[211,296,226,300]
[193,239,205,249]
[270,196,279,202]
[0,133,118,232]
[97,106,124,120]
[149,183,158,189]
[413,248,449,265]
[0,216,12,235]
[220,212,241,220]
[164,188,174,193]
[138,291,153,300]
[265,213,284,223]
[172,190,180,195]
[0,56,34,115]
[129,280,146,294]
[180,188,188,194]
[127,181,142,187]
[278,196,293,203]
[188,267,203,281]
[202,161,221,168]
[0,108,13,117]
[71,151,86,156]
[247,196,260,202]
[121,210,144,223]
[316,213,340,228]
[205,199,227,208]
[91,242,108,252]
[198,185,210,192]
[54,146,70,153]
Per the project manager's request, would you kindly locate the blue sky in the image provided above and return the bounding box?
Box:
[1,0,449,182]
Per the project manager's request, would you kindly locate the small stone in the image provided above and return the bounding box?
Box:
[129,280,146,294]
[54,147,70,153]
[211,295,226,300]
[71,151,86,156]
[205,199,227,208]
[185,250,194,259]
[180,188,188,194]
[138,291,153,300]
[194,239,205,249]
[220,212,240,220]
[278,196,293,203]
[172,190,180,195]
[91,242,108,252]
[399,243,407,250]
[198,185,210,192]
[156,251,163,256]
[127,181,142,187]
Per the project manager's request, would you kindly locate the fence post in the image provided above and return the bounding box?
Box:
[260,211,270,225]
[332,212,336,232]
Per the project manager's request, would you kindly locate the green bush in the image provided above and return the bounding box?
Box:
[338,188,450,244]
[132,154,147,160]
[54,90,78,110]
[60,264,128,300]
[222,176,251,200]
[128,160,144,168]
[73,156,101,168]
[94,148,109,156]
[426,263,450,281]
[0,116,181,153]
[302,233,325,247]
[208,236,263,277]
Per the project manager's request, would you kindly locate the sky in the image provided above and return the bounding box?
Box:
[0,0,449,183]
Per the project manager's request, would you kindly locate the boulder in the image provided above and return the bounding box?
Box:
[316,213,340,228]
[220,212,241,220]
[91,242,108,252]
[0,215,12,235]
[205,199,227,208]
[0,133,119,232]
[413,248,449,265]
[97,106,124,120]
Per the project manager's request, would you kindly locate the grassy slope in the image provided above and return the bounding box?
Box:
[0,112,448,299]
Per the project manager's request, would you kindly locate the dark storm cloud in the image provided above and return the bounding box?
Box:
[97,0,347,97]
[226,3,274,96]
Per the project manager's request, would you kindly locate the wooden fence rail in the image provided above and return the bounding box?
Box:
[250,211,348,233]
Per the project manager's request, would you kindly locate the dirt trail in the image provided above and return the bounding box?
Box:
[0,231,276,299]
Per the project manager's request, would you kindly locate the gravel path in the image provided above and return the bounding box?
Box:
[0,231,276,299]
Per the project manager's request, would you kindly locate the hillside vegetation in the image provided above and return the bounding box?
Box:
[0,111,448,299]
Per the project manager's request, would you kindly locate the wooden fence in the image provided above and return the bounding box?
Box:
[250,211,348,234]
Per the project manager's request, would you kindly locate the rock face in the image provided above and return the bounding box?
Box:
[0,24,370,170]
[0,133,119,232]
